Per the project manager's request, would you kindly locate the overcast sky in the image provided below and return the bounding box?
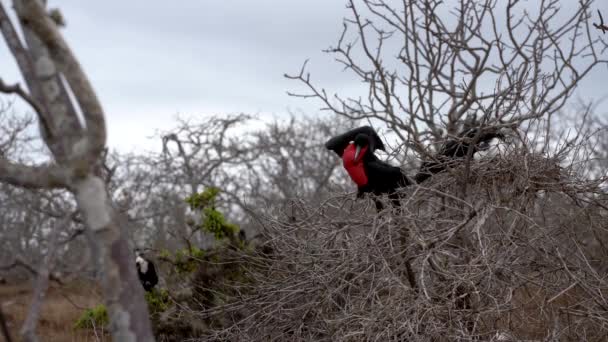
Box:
[1,1,607,153]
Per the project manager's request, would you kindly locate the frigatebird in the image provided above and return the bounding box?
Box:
[326,126,410,210]
[326,126,504,210]
[135,252,159,292]
[414,127,505,183]
[325,126,386,156]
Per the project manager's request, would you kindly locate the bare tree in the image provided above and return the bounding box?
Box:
[152,114,257,248]
[0,1,153,340]
[92,114,354,262]
[287,0,608,156]
[251,116,347,203]
[244,115,353,222]
[142,114,353,245]
[160,1,608,340]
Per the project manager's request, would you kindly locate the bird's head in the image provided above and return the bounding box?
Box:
[325,126,386,157]
[350,133,373,162]
[135,255,149,274]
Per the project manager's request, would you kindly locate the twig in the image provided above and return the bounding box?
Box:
[0,257,63,285]
[594,10,608,34]
[0,79,44,115]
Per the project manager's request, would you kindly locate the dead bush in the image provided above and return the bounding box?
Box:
[163,148,608,341]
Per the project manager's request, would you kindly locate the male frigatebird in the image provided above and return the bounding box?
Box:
[326,126,504,210]
[325,126,410,210]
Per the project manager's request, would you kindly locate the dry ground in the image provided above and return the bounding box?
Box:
[0,280,108,342]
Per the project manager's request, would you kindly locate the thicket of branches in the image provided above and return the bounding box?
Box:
[1,0,607,341]
[188,131,608,341]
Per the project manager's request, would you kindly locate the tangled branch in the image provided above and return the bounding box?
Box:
[162,140,608,341]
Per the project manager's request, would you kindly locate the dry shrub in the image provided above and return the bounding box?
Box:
[153,244,254,341]
[161,148,607,341]
[0,281,107,342]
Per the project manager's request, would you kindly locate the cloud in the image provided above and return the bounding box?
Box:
[38,0,357,151]
[1,0,607,153]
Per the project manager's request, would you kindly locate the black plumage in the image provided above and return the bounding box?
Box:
[327,125,506,210]
[414,128,505,183]
[327,129,409,210]
[325,126,385,157]
[135,253,158,292]
[352,134,411,210]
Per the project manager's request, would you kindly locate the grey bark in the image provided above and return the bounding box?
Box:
[19,217,63,342]
[0,0,155,340]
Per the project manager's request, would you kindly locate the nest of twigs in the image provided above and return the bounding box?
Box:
[164,151,608,341]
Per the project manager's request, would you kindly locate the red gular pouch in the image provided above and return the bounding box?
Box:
[342,144,369,187]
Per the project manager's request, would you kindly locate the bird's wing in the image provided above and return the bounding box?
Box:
[416,127,507,183]
[325,126,386,156]
[365,158,411,189]
[440,127,506,158]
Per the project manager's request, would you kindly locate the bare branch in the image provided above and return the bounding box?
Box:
[0,256,63,285]
[287,0,608,159]
[0,158,70,189]
[594,10,608,34]
[0,79,44,116]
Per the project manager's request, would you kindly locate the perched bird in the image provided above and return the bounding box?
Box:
[325,126,386,157]
[135,252,159,292]
[326,127,410,210]
[327,125,506,209]
[414,127,505,183]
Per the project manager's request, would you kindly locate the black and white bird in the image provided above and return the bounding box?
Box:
[135,252,158,292]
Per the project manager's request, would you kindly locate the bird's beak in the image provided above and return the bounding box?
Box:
[354,145,362,161]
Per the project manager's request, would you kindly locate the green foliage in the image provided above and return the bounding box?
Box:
[185,187,220,210]
[159,248,172,260]
[191,246,205,258]
[185,187,240,240]
[160,246,206,274]
[74,291,170,331]
[145,288,171,315]
[174,246,205,273]
[177,245,205,260]
[74,304,108,330]
[202,207,239,240]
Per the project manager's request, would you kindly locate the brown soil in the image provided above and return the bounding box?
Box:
[0,280,108,342]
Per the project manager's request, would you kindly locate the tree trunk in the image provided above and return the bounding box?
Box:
[74,175,156,341]
[0,1,156,340]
